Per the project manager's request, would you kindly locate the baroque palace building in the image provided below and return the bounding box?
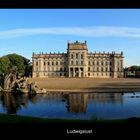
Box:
[32,40,124,78]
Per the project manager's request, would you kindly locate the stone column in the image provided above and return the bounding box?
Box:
[39,58,44,77]
[73,67,75,77]
[69,68,70,77]
[78,68,80,77]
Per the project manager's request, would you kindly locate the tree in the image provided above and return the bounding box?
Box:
[0,53,32,77]
[0,56,11,75]
[131,65,140,71]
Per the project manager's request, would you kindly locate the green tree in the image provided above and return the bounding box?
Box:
[0,56,11,75]
[131,65,140,71]
[0,53,32,77]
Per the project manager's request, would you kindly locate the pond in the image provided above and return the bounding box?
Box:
[0,92,140,120]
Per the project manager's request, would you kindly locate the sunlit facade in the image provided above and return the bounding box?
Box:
[32,41,124,78]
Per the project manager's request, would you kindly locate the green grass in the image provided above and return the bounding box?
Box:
[0,113,140,124]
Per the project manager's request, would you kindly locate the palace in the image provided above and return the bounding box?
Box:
[32,40,124,78]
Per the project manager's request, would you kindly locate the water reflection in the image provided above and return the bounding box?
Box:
[0,92,123,115]
[0,93,35,114]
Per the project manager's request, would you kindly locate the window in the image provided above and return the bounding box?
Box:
[48,62,50,65]
[88,67,90,71]
[56,72,58,76]
[60,62,62,65]
[97,62,99,65]
[97,67,99,71]
[44,62,46,66]
[106,62,108,66]
[88,61,90,65]
[101,62,103,66]
[110,67,112,71]
[76,53,78,59]
[52,62,54,65]
[56,62,58,65]
[36,62,38,66]
[71,61,73,65]
[88,73,90,76]
[64,67,66,71]
[101,67,103,71]
[81,54,83,59]
[81,61,83,65]
[110,62,112,65]
[106,67,108,71]
[76,61,78,65]
[93,62,94,65]
[60,68,62,71]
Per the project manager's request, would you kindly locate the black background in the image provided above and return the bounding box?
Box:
[0,0,140,138]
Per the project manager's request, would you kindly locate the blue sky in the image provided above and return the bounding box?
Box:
[0,9,140,67]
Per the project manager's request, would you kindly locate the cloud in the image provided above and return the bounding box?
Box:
[1,26,140,39]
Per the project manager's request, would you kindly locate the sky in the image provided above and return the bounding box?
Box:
[0,9,140,67]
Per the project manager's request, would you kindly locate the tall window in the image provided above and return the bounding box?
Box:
[81,61,83,65]
[48,62,50,65]
[110,62,112,65]
[76,53,78,59]
[106,61,108,66]
[36,62,38,66]
[44,62,46,66]
[52,62,54,65]
[56,62,58,65]
[76,61,78,65]
[71,61,73,65]
[81,54,83,59]
[88,67,90,71]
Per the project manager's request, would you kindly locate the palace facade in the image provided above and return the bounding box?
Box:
[32,41,124,78]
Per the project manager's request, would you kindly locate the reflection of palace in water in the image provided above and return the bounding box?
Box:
[64,93,123,113]
[0,92,123,114]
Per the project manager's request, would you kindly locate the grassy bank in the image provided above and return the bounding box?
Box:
[0,113,140,124]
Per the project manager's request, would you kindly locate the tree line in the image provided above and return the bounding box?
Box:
[125,65,140,71]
